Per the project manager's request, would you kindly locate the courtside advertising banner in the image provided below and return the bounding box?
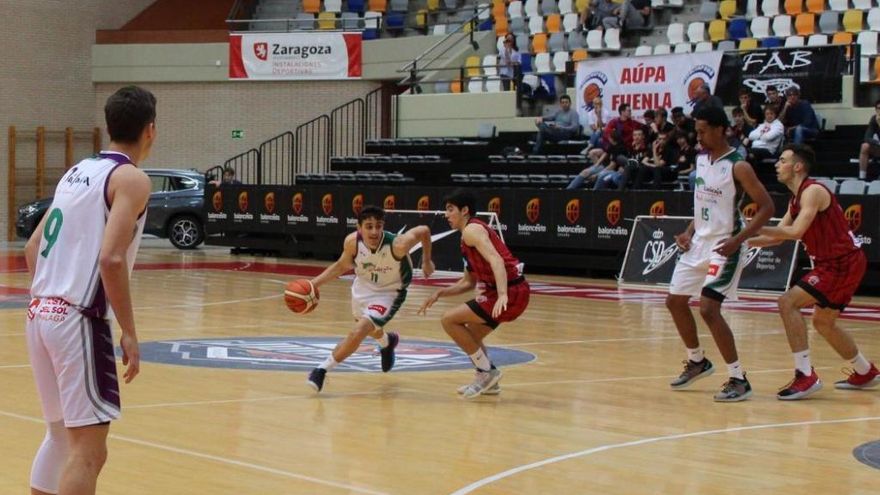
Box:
[576,51,723,123]
[229,32,362,80]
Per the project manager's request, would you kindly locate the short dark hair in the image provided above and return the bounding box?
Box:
[782,143,816,175]
[104,85,156,144]
[655,107,667,118]
[766,85,778,93]
[671,106,684,116]
[357,205,385,224]
[738,88,751,97]
[693,105,729,129]
[444,188,476,217]
[223,166,236,176]
[785,87,800,96]
[643,109,656,120]
[559,94,571,103]
[731,107,744,116]
[763,104,778,116]
[618,103,630,113]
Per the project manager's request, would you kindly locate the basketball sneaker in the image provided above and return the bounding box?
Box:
[379,332,399,373]
[307,368,326,393]
[714,374,752,402]
[670,358,715,389]
[461,369,503,399]
[457,371,501,395]
[835,363,880,390]
[777,368,823,400]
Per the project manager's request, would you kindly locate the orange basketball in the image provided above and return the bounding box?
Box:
[284,279,319,314]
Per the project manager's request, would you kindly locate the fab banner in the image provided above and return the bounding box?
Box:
[229,32,362,80]
[576,51,723,124]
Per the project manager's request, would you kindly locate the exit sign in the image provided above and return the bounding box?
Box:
[231,129,244,139]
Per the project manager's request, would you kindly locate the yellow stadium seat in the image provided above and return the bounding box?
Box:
[719,0,737,20]
[571,49,589,61]
[795,13,815,34]
[318,12,337,29]
[874,56,880,82]
[784,0,803,15]
[708,20,727,42]
[415,9,428,28]
[532,33,548,52]
[427,0,440,10]
[303,0,321,14]
[739,37,759,49]
[576,0,590,13]
[842,9,863,33]
[805,0,824,13]
[465,56,482,77]
[546,14,562,33]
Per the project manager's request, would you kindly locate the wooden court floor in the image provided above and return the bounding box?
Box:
[1,241,879,494]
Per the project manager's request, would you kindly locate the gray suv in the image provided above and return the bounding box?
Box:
[16,168,207,249]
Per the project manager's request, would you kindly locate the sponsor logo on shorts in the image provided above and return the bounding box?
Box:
[708,264,720,276]
[368,304,388,315]
[808,275,820,286]
[27,298,40,320]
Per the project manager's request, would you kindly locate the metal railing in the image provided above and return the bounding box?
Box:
[294,116,330,176]
[222,148,262,184]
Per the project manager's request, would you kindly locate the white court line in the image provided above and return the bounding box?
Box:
[0,409,390,495]
[134,293,281,311]
[449,415,880,495]
[0,364,29,369]
[125,388,421,410]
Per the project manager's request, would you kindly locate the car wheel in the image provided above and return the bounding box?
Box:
[168,215,204,250]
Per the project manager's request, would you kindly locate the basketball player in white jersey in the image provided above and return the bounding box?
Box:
[306,206,434,392]
[666,106,774,402]
[24,86,155,495]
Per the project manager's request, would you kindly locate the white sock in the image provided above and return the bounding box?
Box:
[727,361,744,380]
[793,350,812,375]
[319,355,338,371]
[375,332,389,348]
[859,170,867,179]
[850,352,871,375]
[686,347,705,363]
[469,349,492,372]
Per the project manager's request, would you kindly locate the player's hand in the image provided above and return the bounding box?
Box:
[120,332,140,384]
[713,237,741,257]
[421,259,435,279]
[674,231,692,252]
[492,294,508,319]
[418,291,441,315]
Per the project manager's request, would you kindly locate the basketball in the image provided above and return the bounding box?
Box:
[284,279,319,314]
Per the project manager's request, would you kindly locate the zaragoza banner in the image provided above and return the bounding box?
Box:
[229,32,362,80]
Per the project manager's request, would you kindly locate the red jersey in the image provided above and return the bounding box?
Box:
[789,179,861,262]
[461,218,522,285]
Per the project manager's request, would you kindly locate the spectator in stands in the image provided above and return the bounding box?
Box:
[671,106,695,142]
[737,89,763,128]
[669,132,697,189]
[691,84,724,116]
[779,87,819,144]
[858,99,880,180]
[746,105,784,163]
[580,0,618,30]
[642,109,655,134]
[648,107,674,144]
[727,107,753,157]
[584,96,612,149]
[210,166,242,186]
[531,94,580,154]
[566,148,608,189]
[764,85,784,117]
[499,34,521,92]
[603,0,652,30]
[634,130,676,189]
[595,128,648,190]
[602,103,641,152]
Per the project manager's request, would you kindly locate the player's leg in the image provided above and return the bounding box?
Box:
[307,316,375,392]
[455,321,502,395]
[812,307,880,390]
[441,302,502,398]
[363,291,406,372]
[776,285,823,400]
[667,248,714,389]
[58,423,109,495]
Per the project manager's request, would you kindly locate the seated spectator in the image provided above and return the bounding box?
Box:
[499,34,521,92]
[859,99,880,180]
[779,87,819,144]
[647,107,674,144]
[727,107,753,157]
[531,94,580,154]
[566,148,608,189]
[691,84,724,116]
[670,106,695,142]
[746,105,784,163]
[584,96,612,149]
[603,0,652,30]
[763,85,784,118]
[210,166,242,186]
[580,0,617,30]
[601,103,641,151]
[641,109,656,137]
[737,88,763,128]
[634,130,676,189]
[595,128,649,190]
[667,132,697,189]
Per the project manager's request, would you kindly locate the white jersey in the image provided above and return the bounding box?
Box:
[692,148,745,239]
[30,152,146,317]
[351,231,412,299]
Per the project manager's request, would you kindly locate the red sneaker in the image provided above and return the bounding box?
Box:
[777,368,823,400]
[835,363,880,390]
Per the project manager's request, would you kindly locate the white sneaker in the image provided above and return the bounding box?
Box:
[457,381,501,395]
[460,369,503,399]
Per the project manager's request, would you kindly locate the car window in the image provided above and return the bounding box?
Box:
[150,175,169,193]
[169,176,199,190]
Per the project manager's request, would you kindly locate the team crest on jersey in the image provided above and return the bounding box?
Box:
[137,337,535,372]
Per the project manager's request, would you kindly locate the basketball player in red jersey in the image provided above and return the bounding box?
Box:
[750,144,879,399]
[418,189,530,398]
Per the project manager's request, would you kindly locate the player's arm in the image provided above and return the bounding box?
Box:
[24,212,51,278]
[391,225,434,278]
[759,185,826,240]
[310,233,357,289]
[464,223,510,318]
[674,220,695,251]
[715,161,774,256]
[417,269,475,315]
[101,165,151,384]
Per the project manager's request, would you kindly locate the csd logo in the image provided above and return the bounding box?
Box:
[417,195,430,211]
[526,198,540,224]
[238,191,249,213]
[741,202,757,219]
[488,197,502,216]
[212,191,223,213]
[384,194,396,210]
[322,193,333,216]
[565,199,580,224]
[606,199,621,226]
[264,192,276,214]
[844,204,862,231]
[649,200,665,217]
[351,194,364,216]
[292,192,304,215]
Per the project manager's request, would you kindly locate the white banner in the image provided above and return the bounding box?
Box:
[575,51,723,123]
[229,32,362,80]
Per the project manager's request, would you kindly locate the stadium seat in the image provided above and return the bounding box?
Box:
[828,0,848,10]
[719,0,738,19]
[688,22,707,43]
[842,9,863,33]
[390,0,408,11]
[751,17,771,38]
[604,28,621,50]
[552,51,569,72]
[511,17,527,35]
[718,39,737,50]
[587,29,604,49]
[853,0,872,8]
[348,0,366,12]
[805,0,825,12]
[675,42,693,53]
[762,36,784,46]
[341,12,361,29]
[729,18,750,39]
[368,0,388,11]
[698,2,718,21]
[465,55,482,77]
[485,76,503,92]
[819,11,840,33]
[667,22,686,44]
[318,12,337,29]
[747,0,760,17]
[576,0,589,12]
[426,0,440,9]
[867,180,880,194]
[817,178,839,192]
[739,37,760,49]
[495,16,509,36]
[302,0,321,14]
[560,0,575,14]
[761,0,781,16]
[529,16,545,34]
[533,33,549,52]
[467,78,485,93]
[525,0,541,17]
[295,13,316,30]
[571,48,589,61]
[434,23,448,35]
[773,15,793,37]
[483,54,498,75]
[544,0,560,14]
[450,78,463,93]
[546,14,562,33]
[784,0,803,15]
[509,0,524,18]
[785,34,806,46]
[325,0,343,13]
[635,44,653,55]
[535,52,552,72]
[363,11,382,38]
[695,40,714,51]
[652,0,667,8]
[668,0,684,7]
[568,31,586,49]
[654,43,672,54]
[839,179,867,194]
[563,12,579,31]
[807,33,828,44]
[434,81,451,93]
[709,20,727,41]
[868,8,880,31]
[549,32,566,51]
[858,31,879,56]
[795,13,816,35]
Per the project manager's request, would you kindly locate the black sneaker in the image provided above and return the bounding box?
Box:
[307,368,326,392]
[380,332,399,373]
[670,358,714,389]
[714,374,753,402]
